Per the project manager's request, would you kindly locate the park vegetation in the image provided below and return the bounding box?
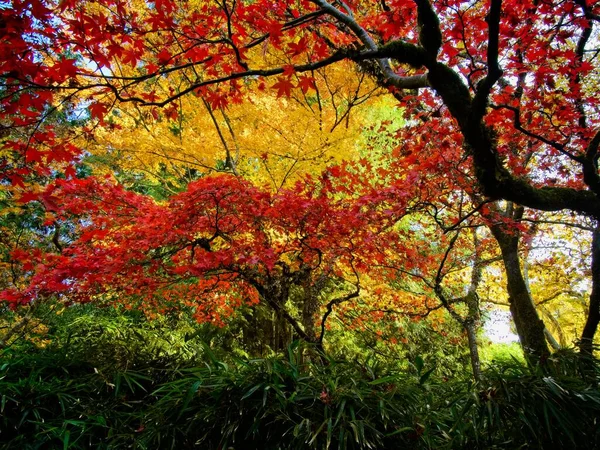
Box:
[1,0,600,448]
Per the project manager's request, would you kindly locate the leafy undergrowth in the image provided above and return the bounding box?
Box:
[1,331,599,449]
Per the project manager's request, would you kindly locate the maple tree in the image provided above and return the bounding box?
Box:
[2,0,600,359]
[366,120,589,361]
[353,212,492,381]
[2,173,421,352]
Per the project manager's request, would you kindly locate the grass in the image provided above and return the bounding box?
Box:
[480,341,525,366]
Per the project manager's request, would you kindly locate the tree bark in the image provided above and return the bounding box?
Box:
[490,212,550,362]
[579,222,600,355]
[301,281,320,343]
[465,320,482,382]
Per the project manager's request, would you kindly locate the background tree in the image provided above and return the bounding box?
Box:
[88,62,383,190]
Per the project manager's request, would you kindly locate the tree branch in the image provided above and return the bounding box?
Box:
[318,286,359,345]
[414,0,442,57]
[312,0,430,89]
[583,130,600,195]
[472,0,503,120]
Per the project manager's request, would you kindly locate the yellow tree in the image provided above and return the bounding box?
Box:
[88,62,383,191]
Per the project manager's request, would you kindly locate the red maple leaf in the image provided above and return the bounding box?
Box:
[64,164,77,179]
[267,22,283,46]
[17,191,41,204]
[10,175,26,188]
[287,36,308,57]
[187,45,209,62]
[121,49,139,66]
[106,41,124,59]
[272,77,294,98]
[156,48,172,64]
[297,75,316,94]
[89,102,108,121]
[25,149,45,164]
[55,58,78,78]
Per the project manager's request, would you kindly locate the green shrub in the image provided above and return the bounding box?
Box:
[137,345,425,449]
[1,310,599,449]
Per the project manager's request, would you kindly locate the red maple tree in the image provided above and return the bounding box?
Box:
[3,173,420,351]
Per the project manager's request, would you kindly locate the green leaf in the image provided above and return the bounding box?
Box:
[334,399,346,426]
[241,383,263,400]
[368,375,397,386]
[179,380,202,419]
[385,426,414,437]
[63,429,70,450]
[419,367,435,385]
[414,356,424,374]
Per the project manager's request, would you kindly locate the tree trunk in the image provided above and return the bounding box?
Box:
[523,239,563,351]
[490,217,550,362]
[435,230,484,382]
[580,223,600,355]
[465,320,482,382]
[302,286,319,343]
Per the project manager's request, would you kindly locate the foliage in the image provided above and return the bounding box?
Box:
[2,0,600,361]
[89,62,383,191]
[326,310,472,379]
[480,341,525,366]
[2,173,427,352]
[1,320,599,450]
